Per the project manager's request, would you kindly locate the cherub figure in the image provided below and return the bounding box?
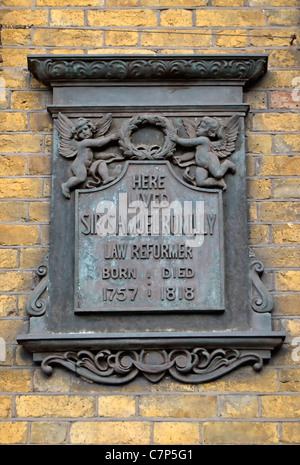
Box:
[57,113,122,198]
[171,116,239,190]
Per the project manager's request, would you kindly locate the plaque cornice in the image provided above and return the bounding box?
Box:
[27,54,268,85]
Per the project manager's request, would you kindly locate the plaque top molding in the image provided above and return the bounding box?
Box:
[27,54,268,85]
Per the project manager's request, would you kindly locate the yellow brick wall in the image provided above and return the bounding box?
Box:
[0,0,299,445]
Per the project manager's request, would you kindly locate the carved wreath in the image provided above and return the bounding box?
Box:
[118,114,177,160]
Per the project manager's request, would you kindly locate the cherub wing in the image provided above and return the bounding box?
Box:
[182,118,198,138]
[57,112,77,159]
[210,115,240,159]
[94,113,113,137]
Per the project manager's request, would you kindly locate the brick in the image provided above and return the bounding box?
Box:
[88,9,157,27]
[0,156,26,175]
[1,68,28,88]
[37,0,102,4]
[258,202,300,222]
[267,9,300,26]
[275,271,300,292]
[0,201,28,222]
[248,202,257,222]
[30,113,53,132]
[274,294,300,316]
[249,0,298,4]
[106,31,139,47]
[107,0,139,5]
[269,50,300,69]
[160,9,193,27]
[30,422,68,444]
[1,48,47,68]
[1,28,32,46]
[0,113,28,132]
[0,422,27,444]
[142,0,208,5]
[0,368,31,391]
[15,237,37,263]
[262,395,300,418]
[29,201,50,222]
[141,31,211,48]
[282,423,300,444]
[252,113,300,132]
[0,296,17,317]
[215,30,248,48]
[246,156,256,177]
[28,156,52,175]
[139,395,217,418]
[274,135,300,154]
[153,422,200,445]
[11,91,46,110]
[202,421,278,444]
[33,29,103,47]
[283,319,300,341]
[0,396,12,418]
[250,29,295,47]
[259,71,299,90]
[0,224,39,246]
[196,10,265,27]
[98,395,136,417]
[249,225,269,245]
[0,249,18,268]
[0,320,26,343]
[16,395,95,417]
[279,369,300,392]
[275,177,299,198]
[212,0,244,4]
[50,9,85,27]
[198,367,277,392]
[251,246,300,268]
[2,0,34,5]
[219,395,259,418]
[246,135,271,154]
[33,368,71,392]
[70,421,151,444]
[0,178,42,198]
[247,179,271,200]
[0,270,35,291]
[270,91,300,111]
[272,224,300,244]
[39,224,50,244]
[244,91,267,110]
[1,8,48,26]
[258,156,300,176]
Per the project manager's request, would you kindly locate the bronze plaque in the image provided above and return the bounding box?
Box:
[75,161,224,313]
[18,55,285,386]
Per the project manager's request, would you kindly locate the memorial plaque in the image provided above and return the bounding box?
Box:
[18,55,285,385]
[76,161,224,313]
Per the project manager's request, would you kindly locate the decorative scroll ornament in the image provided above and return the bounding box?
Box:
[119,114,177,160]
[41,348,263,385]
[250,248,274,313]
[28,57,268,84]
[26,255,49,317]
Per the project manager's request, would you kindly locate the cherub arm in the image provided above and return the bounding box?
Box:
[82,133,119,149]
[172,134,206,148]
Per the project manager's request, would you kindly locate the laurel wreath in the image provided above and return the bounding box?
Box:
[118,114,177,160]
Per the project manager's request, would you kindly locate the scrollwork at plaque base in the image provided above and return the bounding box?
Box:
[41,348,263,385]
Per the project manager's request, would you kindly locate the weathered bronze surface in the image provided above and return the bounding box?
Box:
[18,54,285,385]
